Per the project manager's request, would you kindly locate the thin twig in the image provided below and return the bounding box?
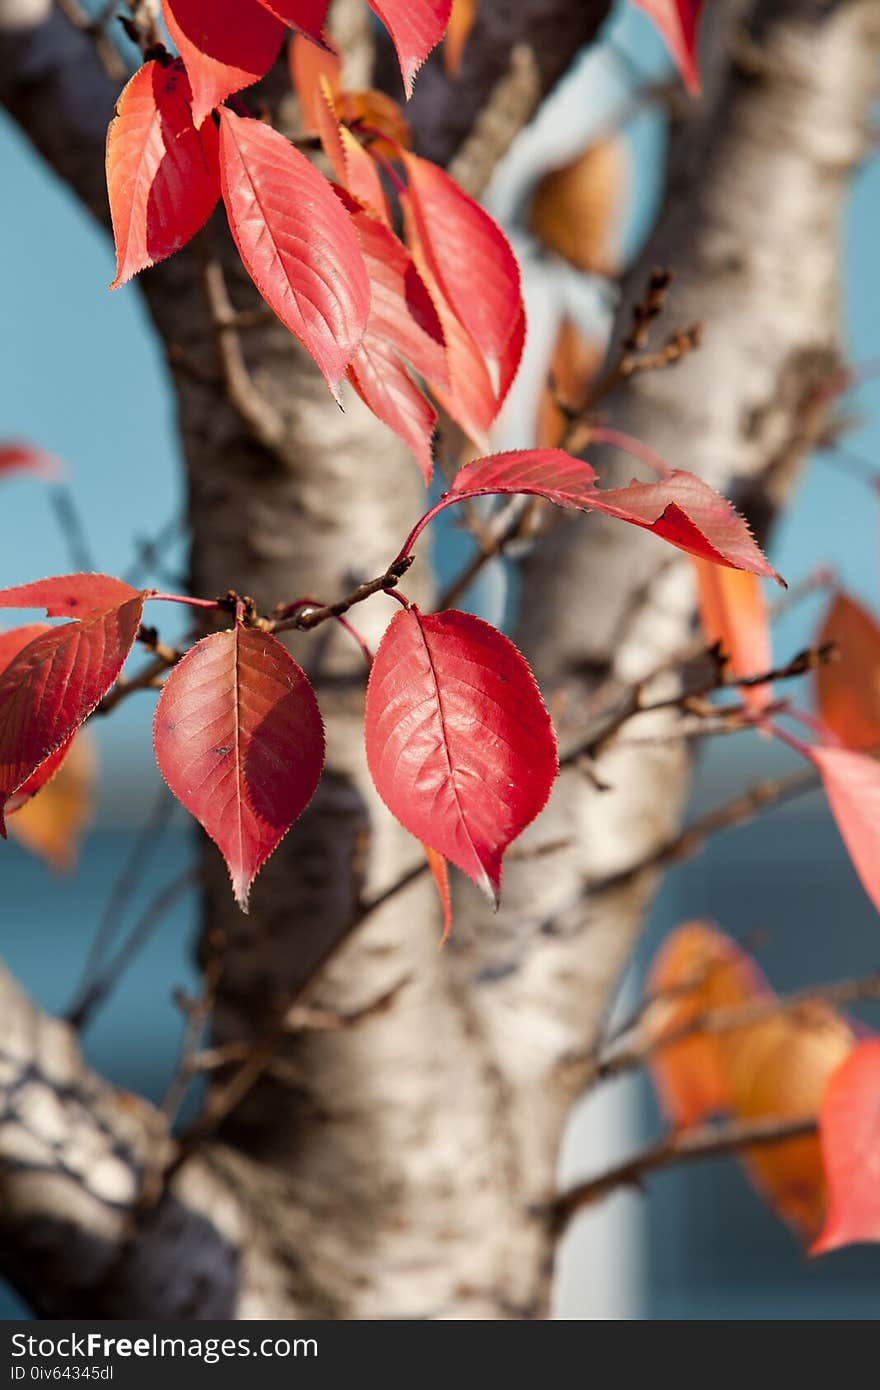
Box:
[68,868,198,1032]
[595,970,880,1083]
[49,486,97,573]
[547,1114,817,1233]
[67,783,175,1027]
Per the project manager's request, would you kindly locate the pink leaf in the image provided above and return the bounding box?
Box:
[162,0,284,128]
[153,625,325,911]
[0,597,144,834]
[219,107,371,391]
[0,574,141,620]
[0,442,63,481]
[106,59,221,289]
[633,0,704,96]
[364,606,557,904]
[447,450,782,581]
[403,151,523,396]
[368,0,453,97]
[812,1039,880,1255]
[811,746,880,917]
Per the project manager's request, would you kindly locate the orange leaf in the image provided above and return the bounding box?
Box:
[693,558,772,712]
[724,1004,855,1242]
[529,136,629,276]
[811,746,880,917]
[815,591,880,752]
[812,1039,880,1255]
[7,732,96,871]
[644,921,771,1128]
[443,0,476,75]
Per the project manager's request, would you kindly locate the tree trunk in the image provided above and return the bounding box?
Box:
[0,0,876,1320]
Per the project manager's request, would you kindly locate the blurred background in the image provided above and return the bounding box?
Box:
[1,0,878,1317]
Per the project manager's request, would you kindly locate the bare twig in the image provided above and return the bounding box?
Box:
[67,868,198,1033]
[67,783,175,1027]
[547,1114,817,1233]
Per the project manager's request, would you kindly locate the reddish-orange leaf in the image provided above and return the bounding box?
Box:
[644,921,772,1128]
[423,843,453,943]
[811,746,880,917]
[343,201,447,480]
[633,0,704,95]
[162,0,284,128]
[368,0,453,97]
[816,591,880,752]
[812,1039,880,1255]
[0,573,140,620]
[725,1004,855,1243]
[365,607,557,905]
[0,596,144,835]
[153,625,325,911]
[289,31,342,133]
[0,442,62,481]
[219,108,371,391]
[106,59,220,289]
[693,558,773,712]
[403,152,522,399]
[444,0,476,74]
[446,450,782,581]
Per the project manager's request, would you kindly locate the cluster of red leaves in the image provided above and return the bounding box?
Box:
[105,0,522,479]
[0,448,778,914]
[644,922,880,1256]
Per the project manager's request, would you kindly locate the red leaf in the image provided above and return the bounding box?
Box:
[368,0,453,97]
[257,0,329,42]
[633,0,703,95]
[162,0,284,128]
[403,206,497,446]
[106,59,221,289]
[403,152,522,396]
[344,202,447,479]
[0,596,144,834]
[0,625,73,816]
[364,607,557,904]
[0,573,141,620]
[0,442,62,481]
[219,107,371,391]
[423,843,453,943]
[153,625,325,910]
[811,746,880,917]
[812,1039,880,1255]
[447,450,781,581]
